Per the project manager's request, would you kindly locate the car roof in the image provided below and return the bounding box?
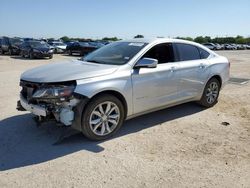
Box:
[122,38,218,57]
[121,38,203,46]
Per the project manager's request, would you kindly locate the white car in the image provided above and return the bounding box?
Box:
[48,41,67,53]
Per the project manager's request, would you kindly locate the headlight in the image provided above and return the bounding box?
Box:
[49,49,54,53]
[32,86,75,99]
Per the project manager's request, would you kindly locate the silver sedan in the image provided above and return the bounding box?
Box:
[18,38,230,140]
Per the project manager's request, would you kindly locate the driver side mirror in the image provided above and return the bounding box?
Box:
[135,58,158,69]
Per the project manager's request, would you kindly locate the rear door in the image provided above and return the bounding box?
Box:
[132,43,180,114]
[174,43,210,100]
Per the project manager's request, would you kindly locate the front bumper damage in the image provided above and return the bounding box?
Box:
[16,80,88,131]
[18,94,47,116]
[17,94,79,126]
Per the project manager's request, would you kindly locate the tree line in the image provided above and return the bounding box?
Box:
[59,35,250,44]
[175,36,250,44]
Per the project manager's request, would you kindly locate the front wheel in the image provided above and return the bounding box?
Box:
[198,78,221,107]
[81,94,125,140]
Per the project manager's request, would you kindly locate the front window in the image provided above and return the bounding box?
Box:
[29,41,49,48]
[83,42,148,65]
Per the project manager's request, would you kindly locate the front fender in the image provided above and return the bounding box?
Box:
[74,71,133,116]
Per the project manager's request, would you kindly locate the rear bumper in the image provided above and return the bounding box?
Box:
[18,94,47,116]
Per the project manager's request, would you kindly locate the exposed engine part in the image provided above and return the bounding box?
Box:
[59,108,74,126]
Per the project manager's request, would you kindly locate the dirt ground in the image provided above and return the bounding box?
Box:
[0,51,249,188]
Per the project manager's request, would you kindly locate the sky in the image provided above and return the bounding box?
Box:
[0,0,249,39]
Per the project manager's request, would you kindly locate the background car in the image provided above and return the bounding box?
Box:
[202,43,217,50]
[20,40,54,59]
[224,44,236,50]
[48,41,67,53]
[236,44,245,50]
[214,43,224,50]
[0,37,23,55]
[66,42,98,56]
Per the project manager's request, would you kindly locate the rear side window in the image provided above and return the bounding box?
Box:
[175,43,200,61]
[142,43,175,64]
[198,48,210,59]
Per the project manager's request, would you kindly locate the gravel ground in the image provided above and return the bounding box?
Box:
[0,51,250,188]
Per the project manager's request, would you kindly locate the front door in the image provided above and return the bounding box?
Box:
[131,43,179,114]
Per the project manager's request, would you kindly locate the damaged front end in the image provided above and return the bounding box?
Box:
[17,80,83,128]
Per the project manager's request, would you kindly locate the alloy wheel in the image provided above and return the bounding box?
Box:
[206,82,219,104]
[89,101,120,136]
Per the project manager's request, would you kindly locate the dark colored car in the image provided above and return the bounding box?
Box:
[66,42,98,56]
[0,37,23,55]
[20,41,54,59]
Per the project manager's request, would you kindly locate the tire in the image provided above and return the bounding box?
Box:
[29,51,34,59]
[49,54,53,59]
[198,78,221,107]
[21,51,25,58]
[0,48,3,55]
[81,94,125,140]
[69,50,72,55]
[9,49,13,55]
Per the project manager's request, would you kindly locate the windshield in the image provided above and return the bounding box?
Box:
[83,42,148,65]
[79,42,90,46]
[10,38,23,45]
[29,41,49,48]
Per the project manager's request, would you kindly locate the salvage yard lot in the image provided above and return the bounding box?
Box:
[0,51,250,187]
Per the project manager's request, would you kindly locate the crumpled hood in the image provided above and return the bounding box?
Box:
[21,59,119,83]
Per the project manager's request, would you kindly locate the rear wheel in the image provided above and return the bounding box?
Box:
[29,51,34,59]
[199,78,221,107]
[81,94,125,140]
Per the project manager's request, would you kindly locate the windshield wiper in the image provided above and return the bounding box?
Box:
[85,60,103,64]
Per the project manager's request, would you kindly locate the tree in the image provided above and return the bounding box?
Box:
[194,36,207,43]
[134,34,144,38]
[60,36,70,42]
[235,35,245,44]
[176,37,193,41]
[102,37,119,41]
[204,36,212,43]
